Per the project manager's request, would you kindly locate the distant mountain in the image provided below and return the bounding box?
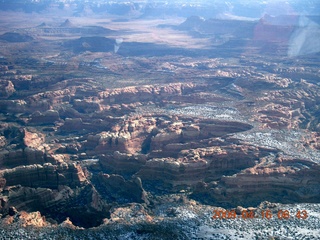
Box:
[37,22,47,27]
[59,19,74,28]
[0,0,320,18]
[0,1,318,17]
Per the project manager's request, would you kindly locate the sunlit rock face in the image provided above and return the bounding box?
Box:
[0,74,319,229]
[0,1,319,238]
[0,80,15,99]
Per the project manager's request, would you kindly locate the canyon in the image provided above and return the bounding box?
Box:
[0,2,319,239]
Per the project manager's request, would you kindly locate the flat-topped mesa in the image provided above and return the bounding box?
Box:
[194,157,320,206]
[29,110,60,125]
[98,82,204,105]
[84,117,158,155]
[58,114,121,133]
[135,157,210,187]
[0,162,87,189]
[149,120,253,154]
[0,148,47,169]
[0,100,28,114]
[92,116,255,176]
[27,89,74,111]
[135,144,268,191]
[253,81,320,130]
[99,151,147,174]
[0,88,74,115]
[85,115,255,175]
[235,75,293,90]
[72,99,101,113]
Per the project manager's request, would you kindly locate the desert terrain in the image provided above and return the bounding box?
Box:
[0,1,320,239]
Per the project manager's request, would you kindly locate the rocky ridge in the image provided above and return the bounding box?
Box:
[0,73,319,229]
[0,10,319,239]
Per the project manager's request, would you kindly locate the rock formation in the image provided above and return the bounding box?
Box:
[0,80,15,99]
[0,7,319,237]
